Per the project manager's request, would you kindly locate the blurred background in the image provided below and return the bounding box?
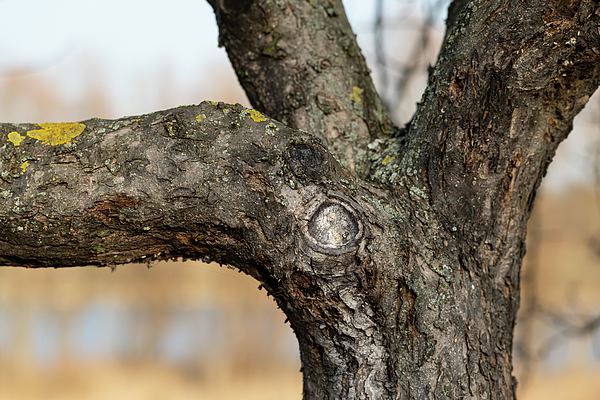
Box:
[0,0,599,399]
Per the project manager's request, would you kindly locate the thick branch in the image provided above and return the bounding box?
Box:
[0,103,408,398]
[0,102,306,269]
[396,0,600,260]
[207,0,398,176]
[371,2,600,397]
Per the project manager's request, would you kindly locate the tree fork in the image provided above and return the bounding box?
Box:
[2,0,600,399]
[0,101,405,397]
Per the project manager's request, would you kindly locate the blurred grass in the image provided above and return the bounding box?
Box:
[0,261,303,400]
[514,187,600,399]
[0,360,301,400]
[522,187,600,308]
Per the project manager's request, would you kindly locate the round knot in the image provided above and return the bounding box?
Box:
[308,203,358,247]
[300,197,364,255]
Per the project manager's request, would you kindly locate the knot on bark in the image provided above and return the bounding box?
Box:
[287,143,327,182]
[300,196,364,255]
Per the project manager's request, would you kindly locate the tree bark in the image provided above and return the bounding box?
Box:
[207,0,398,177]
[1,0,600,399]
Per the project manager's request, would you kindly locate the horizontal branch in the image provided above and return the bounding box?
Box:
[0,101,414,398]
[0,102,356,270]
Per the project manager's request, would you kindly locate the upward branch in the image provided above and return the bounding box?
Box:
[208,0,398,176]
[378,0,600,243]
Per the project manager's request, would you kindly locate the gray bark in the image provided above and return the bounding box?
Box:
[2,0,600,399]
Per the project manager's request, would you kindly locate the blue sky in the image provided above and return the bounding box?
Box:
[0,0,442,118]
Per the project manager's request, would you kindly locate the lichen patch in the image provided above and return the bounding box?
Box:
[8,131,25,146]
[26,122,85,146]
[351,86,363,103]
[381,156,394,165]
[248,109,267,122]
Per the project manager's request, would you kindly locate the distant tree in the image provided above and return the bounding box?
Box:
[1,0,599,398]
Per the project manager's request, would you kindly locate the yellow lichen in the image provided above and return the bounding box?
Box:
[20,161,29,172]
[8,131,25,146]
[351,86,363,103]
[210,101,218,106]
[195,114,207,122]
[382,156,394,165]
[248,109,266,122]
[27,122,85,146]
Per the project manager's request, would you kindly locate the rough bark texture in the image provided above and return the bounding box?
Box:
[2,0,600,399]
[207,0,398,177]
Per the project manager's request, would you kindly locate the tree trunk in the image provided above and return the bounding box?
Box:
[1,0,600,398]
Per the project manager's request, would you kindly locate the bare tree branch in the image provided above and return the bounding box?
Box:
[0,102,337,269]
[207,0,399,177]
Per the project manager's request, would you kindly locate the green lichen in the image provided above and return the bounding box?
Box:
[262,31,285,58]
[110,118,139,131]
[409,186,428,200]
[430,264,454,282]
[369,137,403,184]
[362,195,405,223]
[91,246,106,254]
